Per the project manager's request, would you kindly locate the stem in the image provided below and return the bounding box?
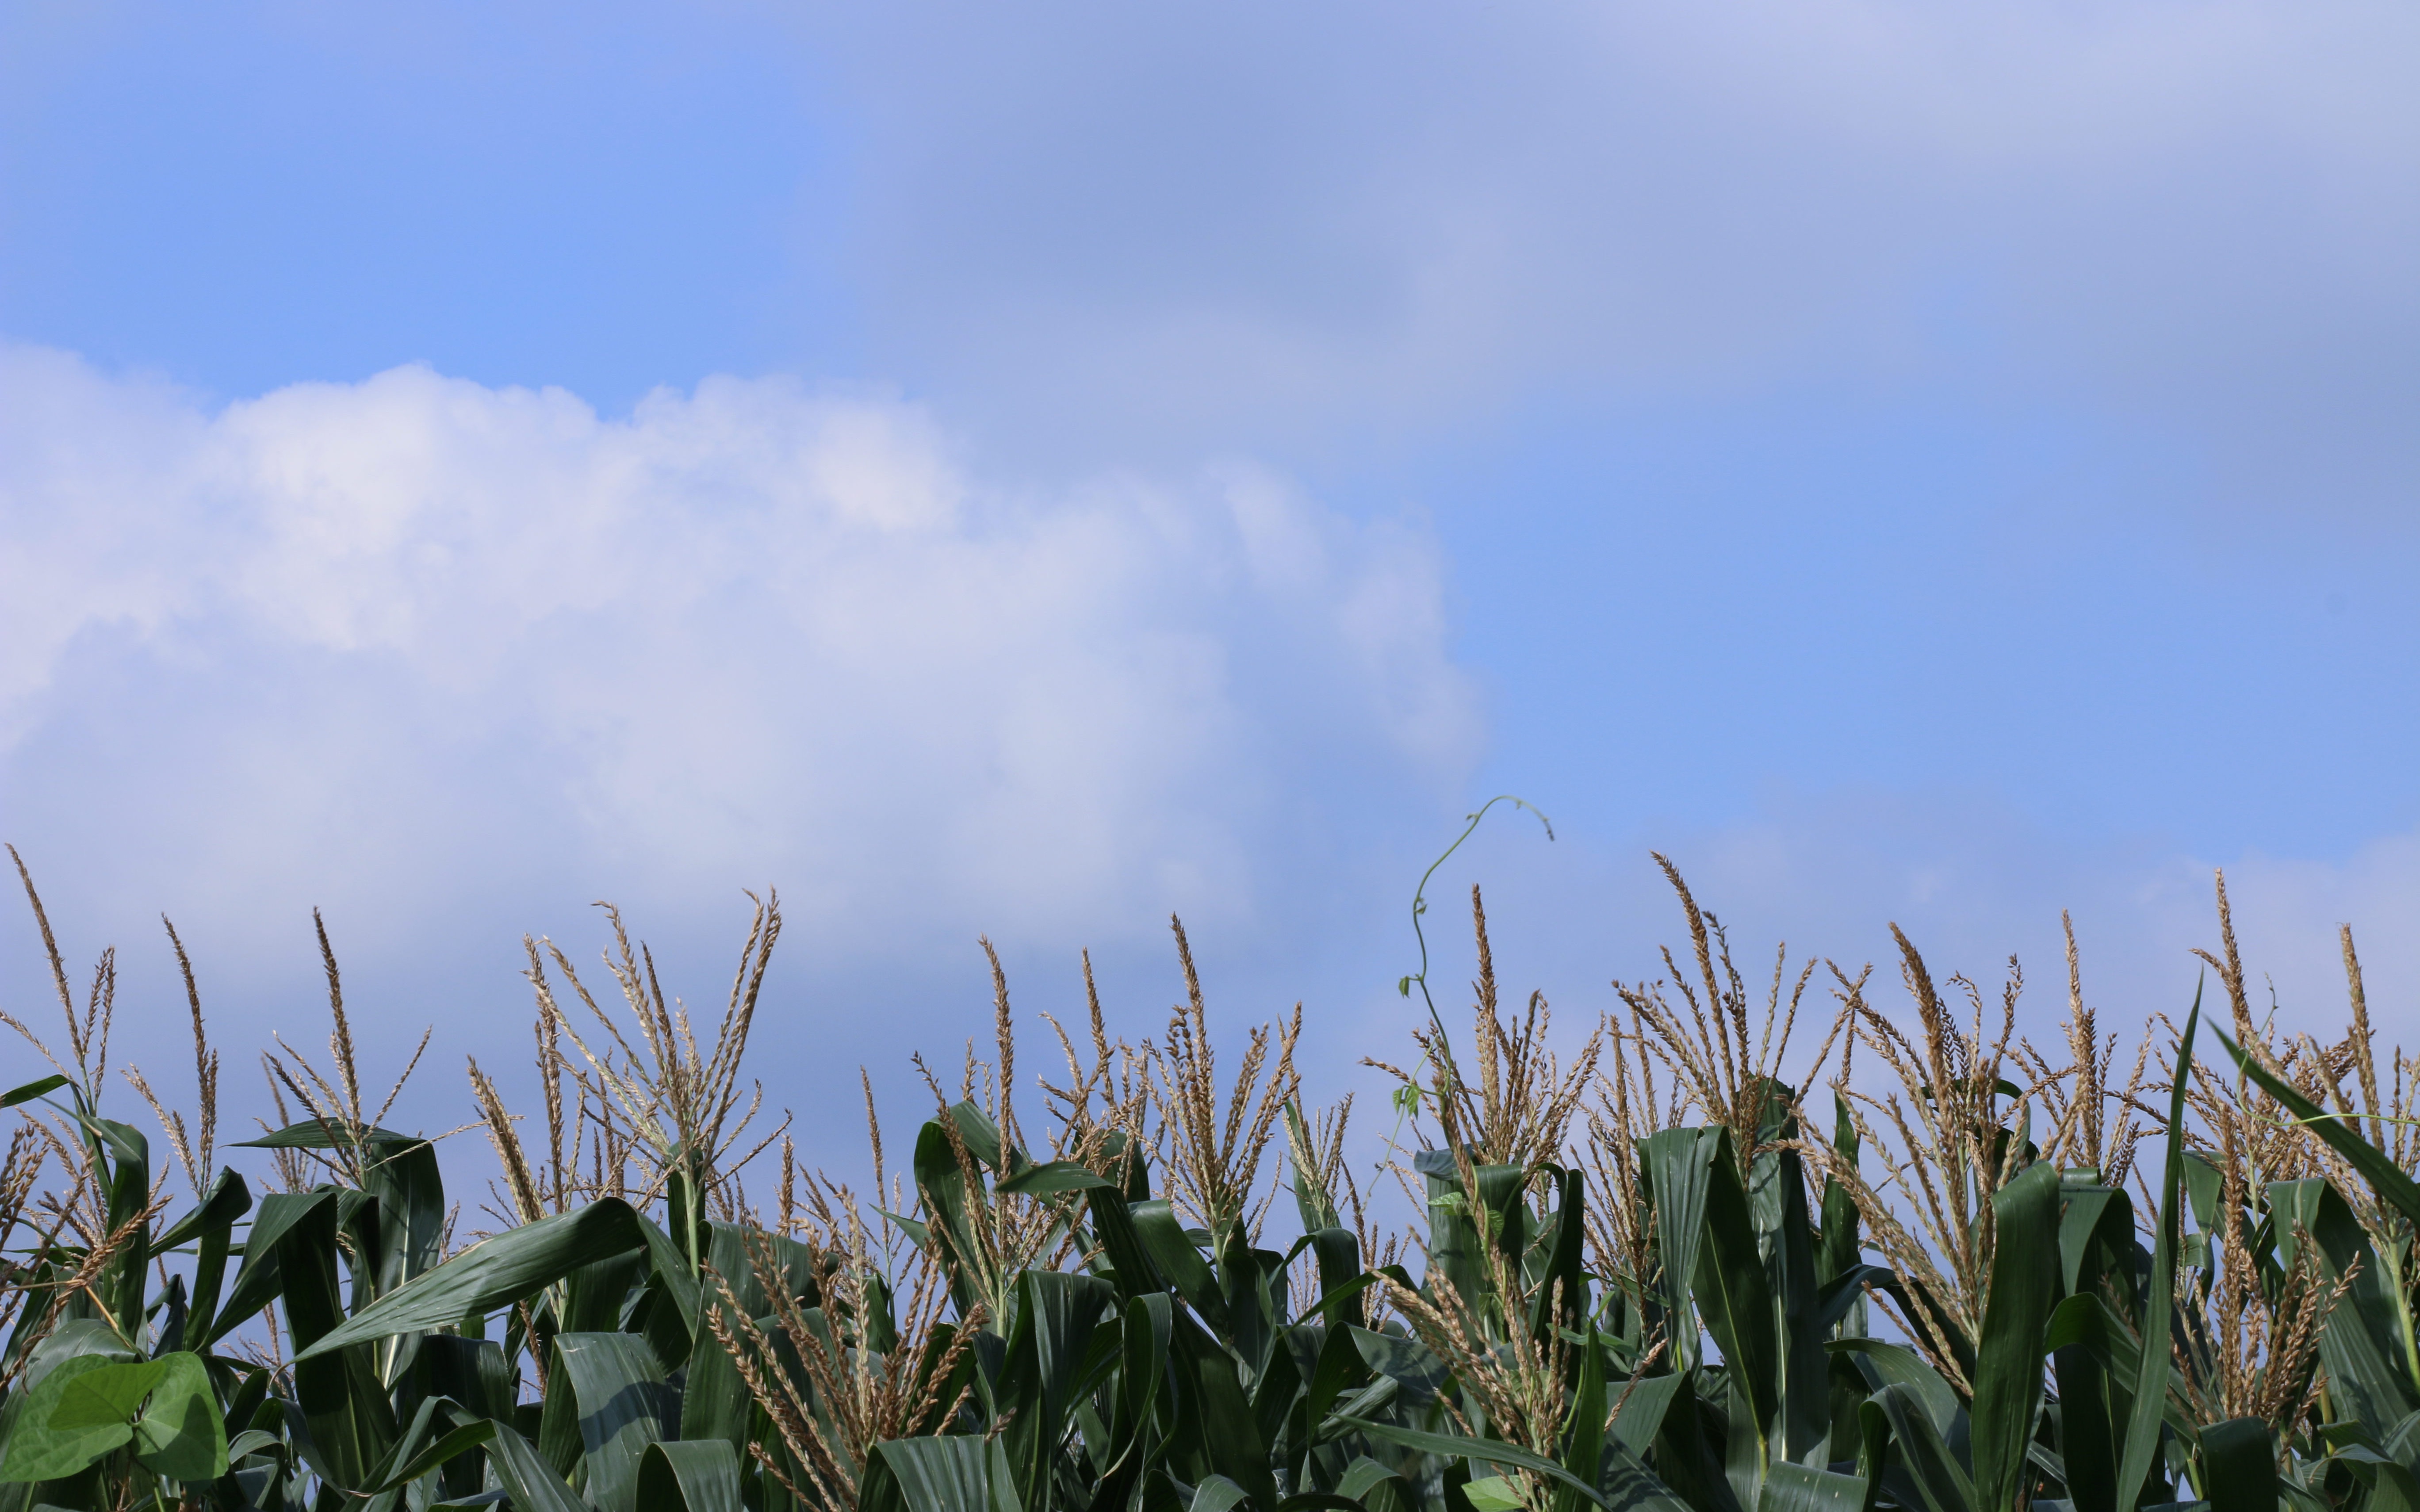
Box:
[1398,796,1553,1106]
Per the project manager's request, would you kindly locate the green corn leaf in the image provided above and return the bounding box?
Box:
[83,1115,153,1344]
[1863,1381,1974,1512]
[1336,1455,1419,1512]
[551,1332,678,1512]
[2052,1326,2120,1512]
[152,1166,253,1254]
[236,1120,412,1149]
[862,1434,1020,1512]
[355,1406,498,1497]
[204,1187,334,1345]
[1819,1093,1864,1289]
[2198,1418,2278,1512]
[1694,1127,1782,1484]
[1176,1309,1279,1510]
[1531,1165,1590,1345]
[1000,1268,1117,1505]
[1294,1315,1367,1453]
[1554,1323,1608,1512]
[1611,1370,1688,1455]
[632,1210,700,1302]
[1642,1127,1721,1373]
[1759,1462,1869,1512]
[948,1099,1009,1171]
[680,1220,814,1453]
[1191,1473,1256,1512]
[2118,994,2200,1512]
[1598,1432,1699,1512]
[1829,1338,1958,1433]
[296,1198,647,1359]
[1347,1326,1450,1405]
[1133,1198,1230,1332]
[0,1073,68,1108]
[274,1179,398,1490]
[1335,1415,1610,1507]
[994,1159,1114,1195]
[484,1416,593,1512]
[364,1136,448,1297]
[2056,1186,2136,1304]
[636,1440,743,1512]
[1302,1227,1364,1331]
[1972,1160,2062,1512]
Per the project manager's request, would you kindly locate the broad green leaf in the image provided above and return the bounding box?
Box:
[297,1198,647,1359]
[0,1356,155,1482]
[633,1211,702,1326]
[130,1351,226,1481]
[364,1135,447,1297]
[636,1439,743,1512]
[1467,1474,1531,1510]
[1972,1161,2061,1512]
[84,1115,153,1345]
[1083,1184,1163,1302]
[1531,1165,1590,1345]
[1302,1226,1364,1331]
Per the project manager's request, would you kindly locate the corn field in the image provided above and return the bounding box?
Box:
[0,842,2414,1512]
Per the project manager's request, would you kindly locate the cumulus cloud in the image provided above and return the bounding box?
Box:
[0,345,1479,996]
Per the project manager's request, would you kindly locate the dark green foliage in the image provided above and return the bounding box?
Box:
[1,869,2409,1512]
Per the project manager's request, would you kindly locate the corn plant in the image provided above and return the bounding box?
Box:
[0,838,2415,1512]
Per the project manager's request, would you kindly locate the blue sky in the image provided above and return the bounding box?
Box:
[3,0,2415,1146]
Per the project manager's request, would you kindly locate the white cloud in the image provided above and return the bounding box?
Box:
[0,346,1481,983]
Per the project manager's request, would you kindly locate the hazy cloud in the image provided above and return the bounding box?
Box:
[806,0,2420,508]
[0,346,1479,995]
